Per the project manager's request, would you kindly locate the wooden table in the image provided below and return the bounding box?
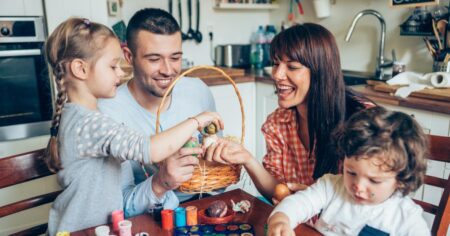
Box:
[72,189,321,236]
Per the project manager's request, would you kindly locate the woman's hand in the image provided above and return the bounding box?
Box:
[268,212,295,236]
[204,138,253,165]
[194,112,224,132]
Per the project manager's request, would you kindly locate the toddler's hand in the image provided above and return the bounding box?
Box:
[194,112,224,132]
[268,215,295,236]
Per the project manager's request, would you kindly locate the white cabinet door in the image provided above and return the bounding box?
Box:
[209,82,257,195]
[255,82,278,162]
[45,0,108,33]
[0,0,42,16]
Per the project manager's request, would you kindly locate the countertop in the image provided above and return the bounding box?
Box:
[121,64,449,115]
[352,85,450,115]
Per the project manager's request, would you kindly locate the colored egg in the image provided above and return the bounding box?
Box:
[274,183,291,201]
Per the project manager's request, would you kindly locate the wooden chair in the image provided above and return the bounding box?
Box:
[413,135,450,236]
[0,149,62,236]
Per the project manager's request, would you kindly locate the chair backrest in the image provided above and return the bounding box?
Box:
[0,149,62,236]
[413,135,450,236]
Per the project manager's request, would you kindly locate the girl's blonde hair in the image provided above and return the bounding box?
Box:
[44,18,116,172]
[335,106,428,196]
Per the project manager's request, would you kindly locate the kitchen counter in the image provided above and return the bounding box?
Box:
[198,69,274,86]
[352,85,450,115]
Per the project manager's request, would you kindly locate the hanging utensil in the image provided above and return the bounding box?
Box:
[186,0,195,40]
[192,0,203,43]
[295,0,304,15]
[432,19,443,50]
[168,0,173,15]
[288,0,295,22]
[178,0,189,41]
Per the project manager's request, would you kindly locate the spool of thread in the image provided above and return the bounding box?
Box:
[161,209,174,230]
[118,220,132,236]
[174,207,186,227]
[150,203,163,222]
[111,210,124,233]
[185,206,198,226]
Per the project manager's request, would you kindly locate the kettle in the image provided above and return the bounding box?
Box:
[214,44,251,68]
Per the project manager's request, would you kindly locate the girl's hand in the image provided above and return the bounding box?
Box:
[268,212,295,236]
[204,138,253,165]
[194,112,224,132]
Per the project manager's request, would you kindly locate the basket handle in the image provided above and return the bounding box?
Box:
[155,65,245,145]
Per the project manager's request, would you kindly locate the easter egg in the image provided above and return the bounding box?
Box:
[274,183,291,201]
[183,137,199,157]
[206,200,228,218]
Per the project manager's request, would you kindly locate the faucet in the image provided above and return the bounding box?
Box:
[345,9,393,80]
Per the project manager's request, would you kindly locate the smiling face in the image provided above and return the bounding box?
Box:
[128,30,182,98]
[271,57,311,109]
[343,155,398,205]
[87,38,124,98]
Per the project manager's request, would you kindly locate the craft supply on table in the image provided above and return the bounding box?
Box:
[207,200,228,217]
[118,220,132,236]
[161,209,174,230]
[111,209,124,233]
[56,232,70,236]
[94,225,110,236]
[175,207,187,227]
[148,203,163,222]
[186,205,198,226]
[231,199,251,213]
[174,223,255,236]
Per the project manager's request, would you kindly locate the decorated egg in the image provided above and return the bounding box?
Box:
[183,137,200,157]
[274,183,291,201]
[206,200,228,218]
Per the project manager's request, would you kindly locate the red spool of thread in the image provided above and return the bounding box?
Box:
[161,209,174,230]
[111,210,124,233]
[185,206,198,226]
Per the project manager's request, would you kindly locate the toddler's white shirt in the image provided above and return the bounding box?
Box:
[271,174,430,236]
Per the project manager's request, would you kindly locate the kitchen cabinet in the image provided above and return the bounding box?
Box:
[209,82,258,195]
[44,0,108,33]
[0,0,43,16]
[379,102,450,228]
[255,82,278,161]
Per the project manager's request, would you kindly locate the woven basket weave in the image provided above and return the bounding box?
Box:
[155,65,245,194]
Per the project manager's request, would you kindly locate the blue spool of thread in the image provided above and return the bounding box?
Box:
[174,207,186,227]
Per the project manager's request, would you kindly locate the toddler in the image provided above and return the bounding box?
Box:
[268,106,430,236]
[43,18,222,235]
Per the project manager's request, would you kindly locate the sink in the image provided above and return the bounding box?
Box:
[342,70,373,85]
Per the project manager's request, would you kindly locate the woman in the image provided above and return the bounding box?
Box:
[206,23,374,202]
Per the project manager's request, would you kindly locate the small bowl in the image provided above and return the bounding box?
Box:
[198,208,235,224]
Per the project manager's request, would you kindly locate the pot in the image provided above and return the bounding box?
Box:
[214,44,251,68]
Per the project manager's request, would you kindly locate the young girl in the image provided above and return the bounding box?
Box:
[44,18,223,235]
[267,106,430,236]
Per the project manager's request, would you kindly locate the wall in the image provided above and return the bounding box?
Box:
[108,0,273,66]
[270,0,435,74]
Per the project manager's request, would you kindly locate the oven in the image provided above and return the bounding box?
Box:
[0,16,53,141]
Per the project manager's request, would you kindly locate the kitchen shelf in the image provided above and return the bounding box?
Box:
[214,3,279,10]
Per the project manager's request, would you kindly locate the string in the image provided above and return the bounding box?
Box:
[141,123,164,179]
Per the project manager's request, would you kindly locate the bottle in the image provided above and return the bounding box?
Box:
[252,26,265,69]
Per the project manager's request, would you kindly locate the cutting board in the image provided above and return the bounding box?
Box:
[367,80,450,102]
[183,67,246,79]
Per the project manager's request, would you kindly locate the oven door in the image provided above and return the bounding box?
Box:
[0,48,53,141]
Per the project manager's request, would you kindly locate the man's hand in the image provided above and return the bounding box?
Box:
[152,147,201,197]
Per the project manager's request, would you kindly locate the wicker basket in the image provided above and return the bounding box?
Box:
[155,65,245,194]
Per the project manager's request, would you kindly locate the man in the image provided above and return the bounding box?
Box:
[98,8,217,217]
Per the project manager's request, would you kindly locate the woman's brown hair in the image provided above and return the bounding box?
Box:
[270,23,346,179]
[44,18,116,172]
[335,106,428,196]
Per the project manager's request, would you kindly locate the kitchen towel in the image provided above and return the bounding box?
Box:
[387,72,433,98]
[428,72,450,88]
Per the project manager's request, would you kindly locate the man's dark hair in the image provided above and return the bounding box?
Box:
[126,8,180,53]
